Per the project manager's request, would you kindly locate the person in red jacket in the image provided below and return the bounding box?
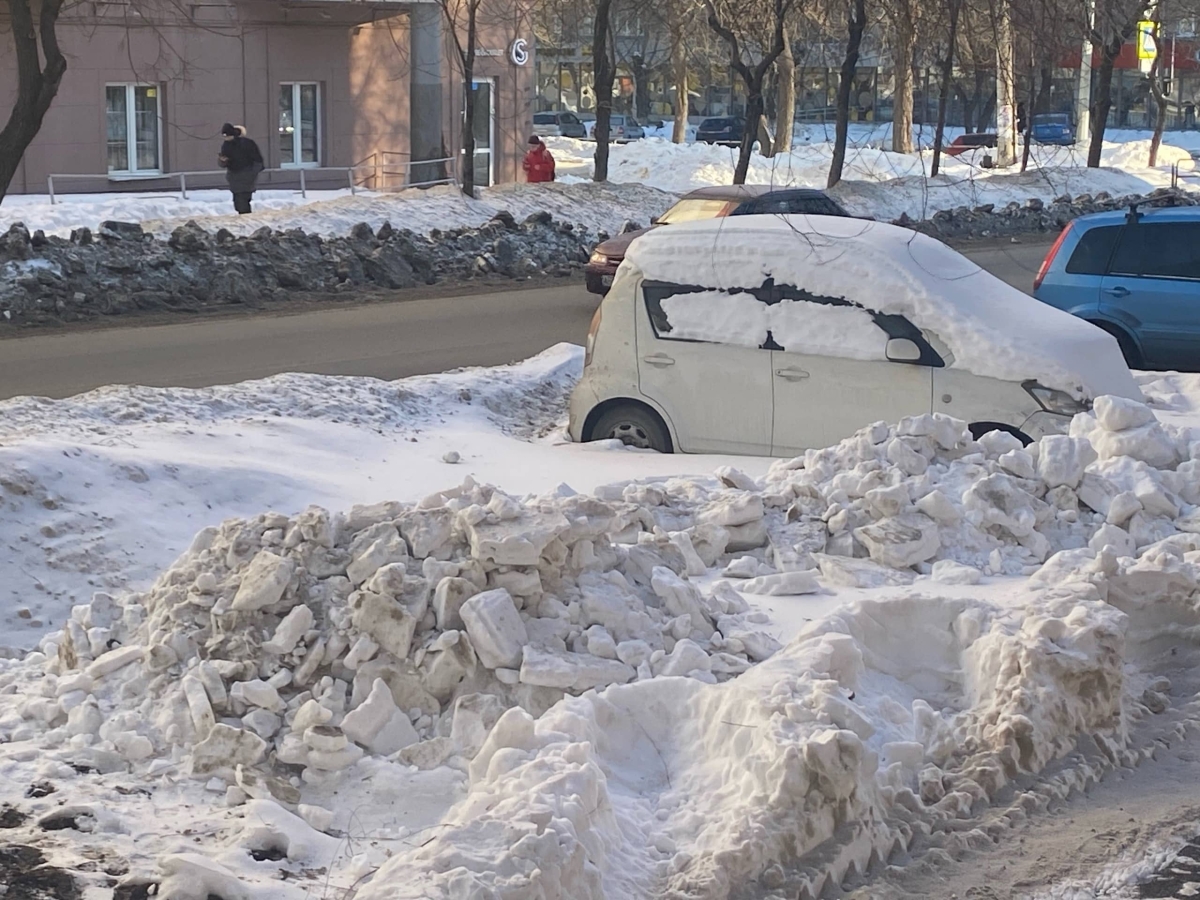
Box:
[522,135,556,183]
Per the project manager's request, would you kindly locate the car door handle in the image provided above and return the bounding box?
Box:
[775,367,810,381]
[642,354,675,367]
[1104,286,1130,298]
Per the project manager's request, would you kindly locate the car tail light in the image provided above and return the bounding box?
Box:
[1034,222,1073,291]
[585,303,602,367]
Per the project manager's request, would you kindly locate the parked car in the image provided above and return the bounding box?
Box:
[584,185,851,294]
[569,215,1139,455]
[1030,113,1075,145]
[532,111,587,139]
[944,133,997,157]
[1034,206,1200,371]
[696,117,745,145]
[608,115,644,142]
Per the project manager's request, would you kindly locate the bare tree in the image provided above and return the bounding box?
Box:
[668,0,691,142]
[0,0,68,203]
[705,0,795,183]
[773,25,795,153]
[930,0,960,176]
[593,0,617,181]
[1147,30,1168,166]
[1086,0,1152,166]
[438,0,483,196]
[887,0,919,153]
[828,0,868,186]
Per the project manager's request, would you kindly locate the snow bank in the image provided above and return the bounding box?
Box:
[4,383,1199,897]
[626,215,1141,399]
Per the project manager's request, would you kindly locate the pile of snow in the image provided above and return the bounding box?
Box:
[0,181,675,243]
[2,380,1199,897]
[626,216,1141,399]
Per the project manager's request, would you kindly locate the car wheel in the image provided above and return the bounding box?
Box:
[590,404,672,452]
[969,422,1033,446]
[1088,321,1143,369]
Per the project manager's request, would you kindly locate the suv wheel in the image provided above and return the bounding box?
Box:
[590,405,672,452]
[1089,321,1143,369]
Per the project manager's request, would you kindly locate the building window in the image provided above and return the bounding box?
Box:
[279,83,320,166]
[106,84,161,175]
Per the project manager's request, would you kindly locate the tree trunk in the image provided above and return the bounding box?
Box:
[736,88,765,182]
[670,15,689,143]
[774,27,795,154]
[829,0,867,187]
[593,0,616,182]
[930,0,959,177]
[0,0,68,203]
[994,0,1017,166]
[891,6,916,153]
[1148,43,1168,167]
[1087,39,1119,167]
[631,54,651,121]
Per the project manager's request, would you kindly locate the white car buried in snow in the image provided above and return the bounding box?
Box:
[568,215,1142,455]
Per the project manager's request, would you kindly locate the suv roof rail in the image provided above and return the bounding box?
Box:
[1126,201,1142,224]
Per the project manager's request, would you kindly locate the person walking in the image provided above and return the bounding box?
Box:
[217,123,264,214]
[522,135,556,183]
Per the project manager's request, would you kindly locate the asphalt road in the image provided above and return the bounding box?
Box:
[0,239,1052,402]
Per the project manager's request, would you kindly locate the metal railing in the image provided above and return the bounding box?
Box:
[1171,158,1200,189]
[46,154,459,204]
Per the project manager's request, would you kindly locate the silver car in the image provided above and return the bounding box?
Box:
[532,111,587,139]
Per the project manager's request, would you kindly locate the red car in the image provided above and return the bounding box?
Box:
[944,132,997,157]
[584,185,849,294]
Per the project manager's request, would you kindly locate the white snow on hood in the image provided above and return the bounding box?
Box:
[623,215,1143,401]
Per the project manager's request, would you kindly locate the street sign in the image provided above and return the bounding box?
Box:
[1138,20,1157,59]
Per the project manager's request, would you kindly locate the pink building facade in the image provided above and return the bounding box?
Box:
[0,0,536,195]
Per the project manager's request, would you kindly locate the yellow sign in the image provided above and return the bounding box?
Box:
[1138,20,1157,60]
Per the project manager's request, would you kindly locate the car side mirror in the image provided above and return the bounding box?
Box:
[650,216,661,226]
[886,338,923,363]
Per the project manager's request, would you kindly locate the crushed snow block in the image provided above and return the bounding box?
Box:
[350,591,418,659]
[1092,422,1179,469]
[191,724,268,774]
[450,693,508,758]
[396,736,456,770]
[518,646,636,691]
[697,492,764,527]
[158,853,250,900]
[347,531,409,586]
[1094,395,1156,432]
[816,554,915,588]
[854,513,940,568]
[460,589,528,669]
[466,511,568,566]
[930,560,982,585]
[232,551,295,611]
[230,679,285,713]
[740,570,822,595]
[263,604,314,655]
[656,639,712,677]
[398,508,456,559]
[86,644,144,680]
[433,577,478,630]
[650,567,714,636]
[341,678,418,756]
[1088,523,1135,558]
[1037,435,1097,489]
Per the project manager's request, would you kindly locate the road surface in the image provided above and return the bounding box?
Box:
[0,239,1052,402]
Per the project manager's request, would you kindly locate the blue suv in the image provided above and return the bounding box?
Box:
[1033,206,1200,371]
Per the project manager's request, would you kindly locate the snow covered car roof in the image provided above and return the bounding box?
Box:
[623,215,1142,400]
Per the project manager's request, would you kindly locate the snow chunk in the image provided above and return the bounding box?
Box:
[460,589,527,669]
[740,570,822,595]
[519,646,636,691]
[341,678,419,755]
[231,551,295,611]
[1093,395,1156,432]
[854,513,940,568]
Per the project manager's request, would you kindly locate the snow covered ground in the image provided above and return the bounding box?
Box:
[2,346,1200,899]
[3,127,1197,241]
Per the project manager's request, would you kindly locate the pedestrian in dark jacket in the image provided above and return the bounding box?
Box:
[218,123,264,214]
[522,135,556,183]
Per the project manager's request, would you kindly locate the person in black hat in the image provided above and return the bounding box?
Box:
[217,123,264,214]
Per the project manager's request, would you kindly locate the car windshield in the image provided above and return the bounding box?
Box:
[533,114,556,124]
[657,198,732,224]
[704,119,735,128]
[1037,114,1070,125]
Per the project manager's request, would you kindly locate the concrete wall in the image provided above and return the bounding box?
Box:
[0,0,535,195]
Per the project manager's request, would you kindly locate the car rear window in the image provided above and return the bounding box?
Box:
[657,198,732,224]
[739,196,846,216]
[533,113,556,124]
[1065,225,1121,275]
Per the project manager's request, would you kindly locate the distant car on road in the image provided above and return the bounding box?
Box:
[532,111,587,139]
[696,117,745,146]
[570,216,1140,455]
[1030,113,1075,145]
[1034,206,1200,371]
[945,133,997,157]
[584,185,851,294]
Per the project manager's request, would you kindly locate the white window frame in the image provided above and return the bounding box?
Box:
[279,82,321,168]
[106,83,163,178]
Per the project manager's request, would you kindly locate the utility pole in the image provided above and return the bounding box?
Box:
[996,0,1018,165]
[1077,0,1095,143]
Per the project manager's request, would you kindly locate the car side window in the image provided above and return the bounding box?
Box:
[642,280,943,365]
[563,113,579,125]
[1135,222,1200,280]
[1109,225,1144,276]
[1065,225,1121,275]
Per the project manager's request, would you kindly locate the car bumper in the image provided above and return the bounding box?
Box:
[584,262,619,294]
[567,381,600,442]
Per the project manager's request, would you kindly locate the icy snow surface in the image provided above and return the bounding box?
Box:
[2,347,1200,900]
[627,215,1143,399]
